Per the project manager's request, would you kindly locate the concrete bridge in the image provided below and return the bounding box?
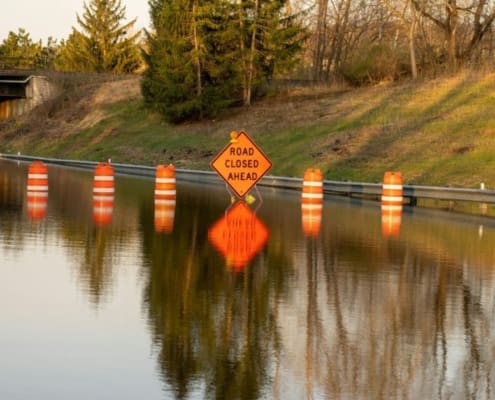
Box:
[0,71,57,120]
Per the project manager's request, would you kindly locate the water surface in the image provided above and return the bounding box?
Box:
[1,160,495,400]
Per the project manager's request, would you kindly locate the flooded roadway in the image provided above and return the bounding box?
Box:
[1,159,495,400]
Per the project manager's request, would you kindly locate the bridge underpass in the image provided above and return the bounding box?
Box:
[0,71,57,120]
[0,74,31,100]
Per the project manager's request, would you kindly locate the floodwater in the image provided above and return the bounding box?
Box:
[1,159,495,400]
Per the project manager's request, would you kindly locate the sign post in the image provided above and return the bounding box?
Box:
[210,131,272,198]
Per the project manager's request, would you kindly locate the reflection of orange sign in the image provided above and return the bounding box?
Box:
[210,131,272,198]
[208,201,269,272]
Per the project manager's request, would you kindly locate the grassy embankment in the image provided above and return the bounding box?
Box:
[2,71,495,188]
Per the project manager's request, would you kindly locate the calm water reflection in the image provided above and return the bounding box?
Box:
[1,160,495,400]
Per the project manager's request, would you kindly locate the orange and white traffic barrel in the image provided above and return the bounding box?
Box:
[93,162,114,226]
[381,171,403,236]
[26,161,48,220]
[301,168,323,237]
[154,164,176,233]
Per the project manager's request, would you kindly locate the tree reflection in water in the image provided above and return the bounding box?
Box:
[140,189,293,400]
[139,191,495,399]
[2,161,495,399]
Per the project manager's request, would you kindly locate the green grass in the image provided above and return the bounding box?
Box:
[4,71,495,188]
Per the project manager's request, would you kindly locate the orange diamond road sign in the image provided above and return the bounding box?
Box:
[210,130,272,198]
[208,201,269,272]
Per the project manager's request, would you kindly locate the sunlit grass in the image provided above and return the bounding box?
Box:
[4,71,495,188]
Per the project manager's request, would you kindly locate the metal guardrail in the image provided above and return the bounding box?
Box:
[2,153,495,204]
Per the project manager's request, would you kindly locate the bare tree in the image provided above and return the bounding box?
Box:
[325,0,353,80]
[412,0,495,70]
[302,0,495,82]
[384,0,420,78]
[463,0,495,61]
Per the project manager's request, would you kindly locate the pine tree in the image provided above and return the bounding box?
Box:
[55,0,142,73]
[236,0,306,105]
[142,0,306,122]
[0,28,43,69]
[142,0,198,121]
[142,0,237,122]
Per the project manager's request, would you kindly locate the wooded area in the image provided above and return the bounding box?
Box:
[2,0,495,120]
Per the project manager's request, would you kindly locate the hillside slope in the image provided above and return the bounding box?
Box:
[2,72,495,188]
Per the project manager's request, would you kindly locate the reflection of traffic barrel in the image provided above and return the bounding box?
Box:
[27,161,48,220]
[381,171,403,236]
[154,164,176,233]
[301,168,323,237]
[93,162,114,226]
[381,202,402,236]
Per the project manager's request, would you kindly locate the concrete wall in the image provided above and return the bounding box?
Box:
[0,76,58,120]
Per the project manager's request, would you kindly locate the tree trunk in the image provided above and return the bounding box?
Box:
[245,0,259,106]
[408,1,418,79]
[192,3,202,98]
[446,0,458,70]
[332,0,352,79]
[462,0,495,61]
[238,0,249,105]
[312,0,328,81]
[411,0,458,71]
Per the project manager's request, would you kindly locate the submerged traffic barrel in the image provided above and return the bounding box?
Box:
[93,162,114,226]
[154,164,176,233]
[381,171,403,236]
[26,161,48,220]
[301,168,323,237]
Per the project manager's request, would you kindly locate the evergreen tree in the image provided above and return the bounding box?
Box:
[35,37,59,70]
[55,0,142,73]
[142,0,305,122]
[0,28,43,69]
[142,0,200,121]
[142,0,237,122]
[236,0,306,105]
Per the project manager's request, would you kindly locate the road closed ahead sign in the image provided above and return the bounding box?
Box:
[210,131,272,198]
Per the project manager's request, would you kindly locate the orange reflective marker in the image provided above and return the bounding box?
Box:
[381,171,403,237]
[210,130,272,198]
[208,201,269,272]
[26,161,48,221]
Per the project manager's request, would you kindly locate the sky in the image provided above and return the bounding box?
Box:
[0,0,150,43]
